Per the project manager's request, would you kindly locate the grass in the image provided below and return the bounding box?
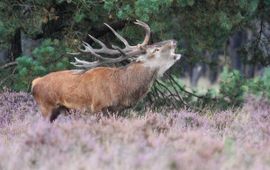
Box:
[0,91,270,170]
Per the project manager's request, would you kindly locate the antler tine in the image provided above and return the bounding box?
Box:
[71,55,131,69]
[70,20,152,70]
[112,45,127,56]
[80,41,92,52]
[104,23,132,49]
[134,20,151,46]
[71,57,100,68]
[87,34,121,54]
[87,34,106,48]
[78,41,114,60]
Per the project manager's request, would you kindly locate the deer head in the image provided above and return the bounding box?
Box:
[136,40,181,76]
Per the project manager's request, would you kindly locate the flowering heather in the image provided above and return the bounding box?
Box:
[1,91,270,170]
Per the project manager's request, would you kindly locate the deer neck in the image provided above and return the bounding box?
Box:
[127,62,159,80]
[117,62,158,103]
[121,62,158,87]
[139,59,175,77]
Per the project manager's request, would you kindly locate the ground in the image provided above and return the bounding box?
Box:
[0,91,270,170]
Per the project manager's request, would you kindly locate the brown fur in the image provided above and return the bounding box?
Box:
[32,62,157,121]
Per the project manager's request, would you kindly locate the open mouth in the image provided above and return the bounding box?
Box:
[174,54,181,60]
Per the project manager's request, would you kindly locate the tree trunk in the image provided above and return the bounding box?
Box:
[9,28,22,61]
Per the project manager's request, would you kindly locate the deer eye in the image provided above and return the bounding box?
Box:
[153,48,160,52]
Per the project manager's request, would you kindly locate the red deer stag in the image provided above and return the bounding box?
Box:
[32,20,181,122]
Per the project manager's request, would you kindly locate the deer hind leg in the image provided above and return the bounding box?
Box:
[38,104,68,122]
[50,106,69,122]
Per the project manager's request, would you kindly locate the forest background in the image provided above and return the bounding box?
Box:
[1,0,270,109]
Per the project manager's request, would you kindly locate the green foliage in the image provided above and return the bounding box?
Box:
[177,0,195,7]
[218,68,246,108]
[135,0,172,21]
[0,0,263,50]
[207,67,270,109]
[247,68,270,98]
[13,39,71,91]
[74,11,85,23]
[224,137,236,156]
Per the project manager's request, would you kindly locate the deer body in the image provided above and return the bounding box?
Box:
[31,20,181,121]
[32,62,158,118]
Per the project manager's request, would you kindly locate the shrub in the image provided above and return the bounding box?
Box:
[217,67,246,109]
[13,39,71,91]
[247,68,270,99]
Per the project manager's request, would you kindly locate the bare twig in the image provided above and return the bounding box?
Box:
[155,80,178,108]
[152,83,172,107]
[166,75,188,106]
[0,62,17,69]
[166,73,217,100]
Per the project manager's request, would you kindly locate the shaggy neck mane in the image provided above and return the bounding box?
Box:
[114,62,158,105]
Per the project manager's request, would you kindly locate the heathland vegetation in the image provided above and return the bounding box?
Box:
[1,1,270,169]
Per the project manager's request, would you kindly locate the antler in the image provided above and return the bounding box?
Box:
[70,20,151,68]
